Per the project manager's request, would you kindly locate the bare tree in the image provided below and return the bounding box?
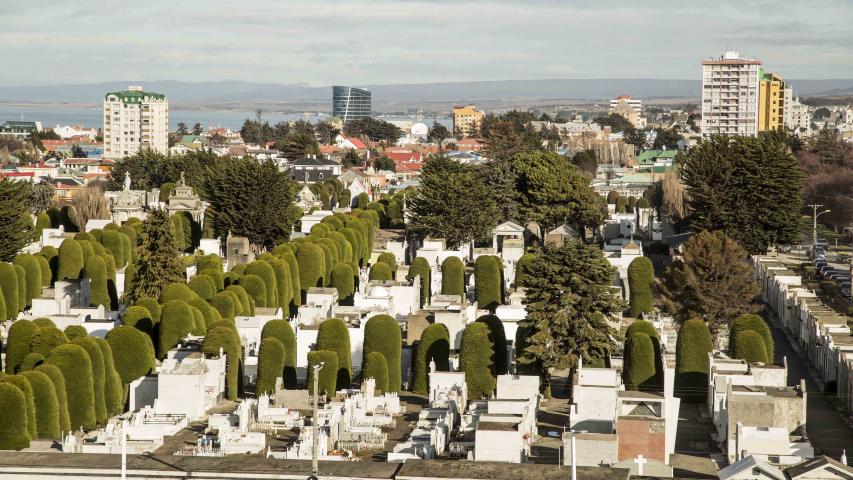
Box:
[661,166,687,222]
[71,184,110,230]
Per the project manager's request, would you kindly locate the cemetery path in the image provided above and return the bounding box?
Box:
[769,323,853,460]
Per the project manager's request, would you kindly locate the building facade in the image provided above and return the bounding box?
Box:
[759,71,787,132]
[0,121,42,139]
[701,50,761,137]
[609,95,645,128]
[332,86,371,123]
[103,86,168,158]
[452,104,484,136]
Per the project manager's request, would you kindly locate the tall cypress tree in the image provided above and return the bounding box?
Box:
[126,209,184,303]
[0,178,32,262]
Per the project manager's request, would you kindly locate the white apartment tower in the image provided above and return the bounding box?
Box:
[701,50,761,137]
[103,86,169,158]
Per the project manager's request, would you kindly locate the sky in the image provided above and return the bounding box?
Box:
[1,0,851,86]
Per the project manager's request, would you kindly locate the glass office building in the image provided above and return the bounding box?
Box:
[332,86,371,122]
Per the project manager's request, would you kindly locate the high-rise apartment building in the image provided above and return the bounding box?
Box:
[332,86,371,123]
[452,104,484,136]
[609,95,646,128]
[103,86,168,158]
[758,71,787,132]
[701,50,761,137]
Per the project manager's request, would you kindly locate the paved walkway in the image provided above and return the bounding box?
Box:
[769,322,853,460]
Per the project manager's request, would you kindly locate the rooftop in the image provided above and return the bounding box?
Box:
[104,88,167,104]
[396,459,629,480]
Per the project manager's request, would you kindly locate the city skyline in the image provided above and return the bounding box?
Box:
[1,0,852,87]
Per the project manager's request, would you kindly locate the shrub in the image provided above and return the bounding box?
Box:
[210,292,236,320]
[606,190,619,204]
[279,251,302,307]
[32,318,56,328]
[188,275,216,300]
[188,306,206,335]
[34,364,71,434]
[63,325,88,341]
[46,343,96,430]
[123,305,155,338]
[327,232,354,267]
[19,352,45,371]
[19,371,60,439]
[307,350,338,397]
[362,351,389,394]
[615,196,627,213]
[627,257,655,317]
[412,323,450,394]
[0,383,30,449]
[77,240,95,264]
[57,239,84,280]
[730,314,774,363]
[459,322,496,399]
[100,230,127,268]
[225,285,253,315]
[377,252,396,275]
[339,228,362,265]
[5,319,38,373]
[135,297,161,324]
[188,298,217,330]
[13,264,26,312]
[82,255,109,308]
[14,254,42,307]
[245,261,278,308]
[317,318,352,389]
[624,333,657,392]
[29,326,68,357]
[238,274,267,308]
[296,243,325,299]
[0,374,37,437]
[261,320,297,389]
[637,197,650,209]
[196,254,223,272]
[329,263,355,305]
[202,326,242,400]
[476,314,508,375]
[369,262,392,282]
[0,262,20,319]
[407,257,431,307]
[93,338,124,416]
[105,326,155,384]
[363,315,402,393]
[356,192,369,210]
[474,255,502,311]
[198,268,225,293]
[158,300,194,358]
[623,320,662,391]
[35,255,51,287]
[255,338,285,395]
[625,320,658,340]
[70,336,107,424]
[440,257,465,298]
[257,256,291,316]
[159,283,197,304]
[732,329,769,364]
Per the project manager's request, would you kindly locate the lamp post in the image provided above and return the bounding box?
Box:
[311,362,324,480]
[809,204,831,256]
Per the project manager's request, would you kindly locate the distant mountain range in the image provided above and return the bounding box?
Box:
[1,78,852,105]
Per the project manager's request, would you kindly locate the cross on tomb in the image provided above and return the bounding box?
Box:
[634,454,647,476]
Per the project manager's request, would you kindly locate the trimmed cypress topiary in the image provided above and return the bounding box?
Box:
[255,338,285,395]
[29,327,68,358]
[476,314,508,375]
[94,337,124,416]
[440,257,465,298]
[105,326,155,385]
[19,371,60,439]
[624,332,656,392]
[5,319,38,373]
[14,254,42,307]
[0,374,37,437]
[13,265,26,313]
[329,263,355,305]
[459,322,496,399]
[188,306,206,335]
[369,262,392,281]
[19,352,45,371]
[362,351,388,394]
[123,305,155,338]
[0,382,31,449]
[474,255,502,311]
[35,255,51,287]
[188,275,216,300]
[158,300,194,358]
[226,285,253,315]
[316,318,352,389]
[34,364,71,435]
[412,323,450,394]
[245,261,277,308]
[202,326,242,400]
[307,350,338,397]
[57,239,84,280]
[159,283,198,304]
[0,288,5,325]
[730,314,774,363]
[363,315,402,393]
[339,228,361,266]
[296,243,325,300]
[238,274,267,308]
[70,336,107,425]
[32,318,56,328]
[198,268,225,293]
[623,320,662,391]
[77,240,95,264]
[627,257,655,318]
[64,325,88,341]
[377,252,396,276]
[34,212,51,240]
[257,255,292,317]
[100,230,128,268]
[407,257,431,307]
[189,298,217,330]
[261,320,297,389]
[210,292,236,320]
[0,262,20,319]
[279,251,302,307]
[83,255,110,308]
[327,232,354,268]
[732,330,769,364]
[135,297,161,324]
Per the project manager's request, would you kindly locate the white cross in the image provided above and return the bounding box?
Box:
[634,454,648,476]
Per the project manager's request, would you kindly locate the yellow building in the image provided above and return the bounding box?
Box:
[452,104,484,136]
[759,71,786,132]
